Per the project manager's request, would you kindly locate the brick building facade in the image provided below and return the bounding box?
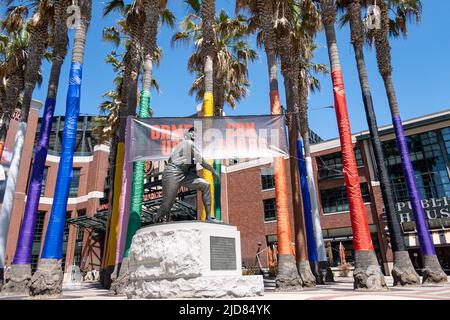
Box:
[1,105,449,280]
[0,103,110,279]
[224,110,450,275]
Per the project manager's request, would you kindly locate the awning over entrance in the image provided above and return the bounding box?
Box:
[141,198,197,226]
[67,211,109,232]
[67,199,197,231]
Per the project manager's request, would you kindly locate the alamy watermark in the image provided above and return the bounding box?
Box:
[364,5,381,30]
[67,4,81,29]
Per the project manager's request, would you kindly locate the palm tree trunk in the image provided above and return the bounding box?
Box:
[373,0,447,285]
[298,74,334,282]
[105,10,143,288]
[0,113,10,161]
[296,136,323,282]
[257,0,302,291]
[3,57,67,295]
[201,0,217,221]
[30,0,92,297]
[277,6,316,286]
[111,3,157,294]
[296,74,322,283]
[386,72,446,284]
[347,0,419,287]
[4,0,72,294]
[104,143,125,288]
[111,59,152,296]
[284,80,316,287]
[0,69,24,290]
[104,83,129,286]
[320,0,387,291]
[0,12,49,287]
[123,0,157,260]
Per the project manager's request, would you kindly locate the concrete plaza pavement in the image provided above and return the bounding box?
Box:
[0,276,449,300]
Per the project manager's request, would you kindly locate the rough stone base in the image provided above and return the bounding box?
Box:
[110,258,129,295]
[276,254,303,291]
[29,259,63,298]
[391,251,420,287]
[101,266,114,290]
[1,264,31,295]
[297,260,316,287]
[422,255,448,285]
[110,264,119,283]
[310,261,324,285]
[353,250,389,292]
[126,275,264,299]
[0,268,4,291]
[318,260,335,283]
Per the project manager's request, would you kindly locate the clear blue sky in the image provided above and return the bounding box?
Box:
[27,0,450,140]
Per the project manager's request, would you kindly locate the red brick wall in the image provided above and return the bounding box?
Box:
[3,113,110,273]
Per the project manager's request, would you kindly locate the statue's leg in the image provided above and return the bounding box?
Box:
[154,169,183,222]
[183,175,212,219]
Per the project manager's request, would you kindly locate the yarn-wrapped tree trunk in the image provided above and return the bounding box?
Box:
[29,0,92,297]
[320,0,387,291]
[347,0,419,286]
[373,0,446,284]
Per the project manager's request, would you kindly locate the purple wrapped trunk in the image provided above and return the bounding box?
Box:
[13,98,56,265]
[392,115,436,256]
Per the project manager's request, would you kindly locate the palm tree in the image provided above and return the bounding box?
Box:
[0,0,52,288]
[176,2,256,219]
[296,34,334,282]
[199,0,218,222]
[318,0,387,291]
[237,0,303,290]
[0,5,28,162]
[338,0,420,287]
[0,33,10,162]
[29,0,92,297]
[2,0,71,295]
[273,0,317,287]
[0,33,16,162]
[172,7,257,114]
[98,9,129,289]
[100,0,145,289]
[0,27,29,288]
[112,0,173,295]
[371,0,446,284]
[290,0,335,285]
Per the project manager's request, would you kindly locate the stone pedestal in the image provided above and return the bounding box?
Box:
[126,222,264,299]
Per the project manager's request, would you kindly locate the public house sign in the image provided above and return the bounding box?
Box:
[396,196,450,223]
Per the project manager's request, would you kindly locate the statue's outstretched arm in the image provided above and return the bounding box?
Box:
[192,143,220,180]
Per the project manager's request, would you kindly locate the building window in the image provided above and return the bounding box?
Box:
[73,209,86,268]
[69,169,81,198]
[31,254,39,273]
[317,148,364,180]
[31,211,46,273]
[354,148,363,167]
[383,129,450,203]
[443,127,450,159]
[261,167,275,190]
[33,211,46,243]
[63,211,72,242]
[61,211,73,272]
[263,199,277,222]
[320,183,371,214]
[41,167,49,196]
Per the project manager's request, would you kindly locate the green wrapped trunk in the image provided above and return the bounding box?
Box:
[213,160,221,221]
[123,91,151,258]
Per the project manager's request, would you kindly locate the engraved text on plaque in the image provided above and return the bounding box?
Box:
[210,236,237,271]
